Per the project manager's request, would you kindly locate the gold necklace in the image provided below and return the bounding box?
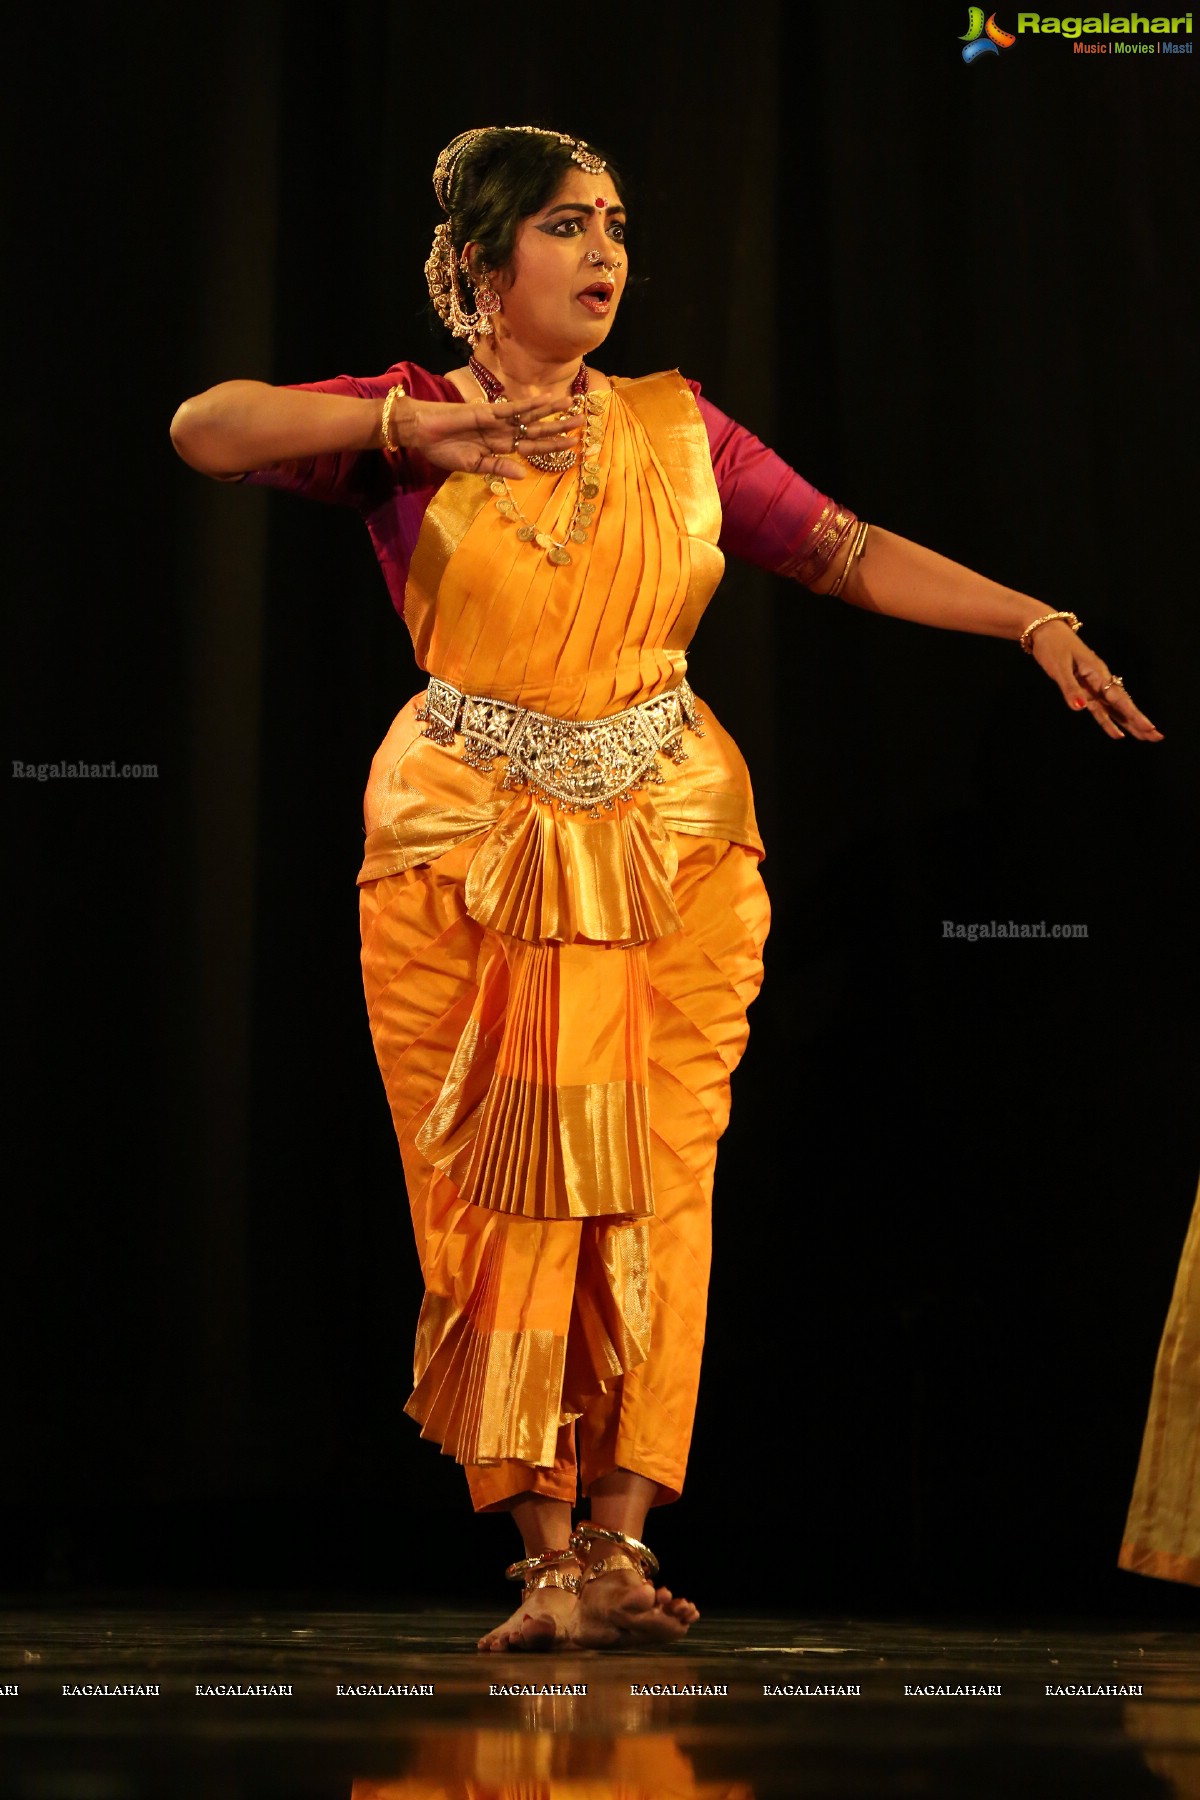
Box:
[471,365,609,567]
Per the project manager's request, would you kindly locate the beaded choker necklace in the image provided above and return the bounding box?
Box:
[467,356,608,568]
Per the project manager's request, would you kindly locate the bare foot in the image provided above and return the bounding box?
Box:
[573,1568,699,1649]
[476,1585,578,1653]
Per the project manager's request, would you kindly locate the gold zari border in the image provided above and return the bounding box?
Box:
[778,502,858,587]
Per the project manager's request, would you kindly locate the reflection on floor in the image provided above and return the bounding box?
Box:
[0,1606,1197,1797]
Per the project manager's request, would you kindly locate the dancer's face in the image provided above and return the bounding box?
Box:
[480,168,628,362]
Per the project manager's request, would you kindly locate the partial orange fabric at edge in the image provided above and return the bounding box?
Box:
[1118,1176,1200,1587]
[1117,1542,1200,1587]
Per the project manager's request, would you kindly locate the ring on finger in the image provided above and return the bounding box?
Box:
[1100,674,1125,693]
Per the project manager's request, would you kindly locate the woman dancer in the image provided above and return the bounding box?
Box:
[170,125,1163,1652]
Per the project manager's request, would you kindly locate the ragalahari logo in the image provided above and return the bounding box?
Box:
[960,7,1017,58]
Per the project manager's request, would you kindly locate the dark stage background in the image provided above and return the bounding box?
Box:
[6,3,1197,1615]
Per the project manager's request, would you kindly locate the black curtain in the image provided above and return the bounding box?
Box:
[7,1,1197,1612]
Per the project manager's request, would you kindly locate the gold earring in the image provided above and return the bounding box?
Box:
[426,228,504,345]
[474,270,502,322]
[460,251,500,343]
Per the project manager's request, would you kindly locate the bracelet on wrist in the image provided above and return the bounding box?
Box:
[1019,610,1081,655]
[380,383,407,457]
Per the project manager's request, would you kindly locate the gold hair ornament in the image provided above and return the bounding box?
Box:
[431,126,607,215]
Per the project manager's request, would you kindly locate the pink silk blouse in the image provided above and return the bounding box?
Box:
[236,361,839,617]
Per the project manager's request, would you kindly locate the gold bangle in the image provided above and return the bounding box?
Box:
[778,502,855,586]
[380,382,407,456]
[1019,609,1081,654]
[829,518,869,597]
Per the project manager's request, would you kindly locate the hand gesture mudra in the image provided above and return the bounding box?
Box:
[1030,620,1163,742]
[402,391,582,482]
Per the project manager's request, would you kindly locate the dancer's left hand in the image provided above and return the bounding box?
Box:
[1031,624,1164,741]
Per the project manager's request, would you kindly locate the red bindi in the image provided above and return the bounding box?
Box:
[594,196,607,209]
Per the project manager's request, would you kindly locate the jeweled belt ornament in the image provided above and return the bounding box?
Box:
[417,676,704,815]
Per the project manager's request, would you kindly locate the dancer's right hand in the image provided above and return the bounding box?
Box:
[396,391,582,480]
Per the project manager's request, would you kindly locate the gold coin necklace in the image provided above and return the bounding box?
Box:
[468,356,607,567]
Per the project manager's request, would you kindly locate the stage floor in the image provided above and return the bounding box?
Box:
[0,1605,1197,1797]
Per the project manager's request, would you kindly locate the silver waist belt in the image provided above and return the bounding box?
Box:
[416,674,704,814]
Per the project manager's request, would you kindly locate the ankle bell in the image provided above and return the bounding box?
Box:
[570,1521,660,1583]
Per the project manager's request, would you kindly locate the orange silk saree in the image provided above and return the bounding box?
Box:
[357,373,770,1510]
[1119,1177,1200,1586]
